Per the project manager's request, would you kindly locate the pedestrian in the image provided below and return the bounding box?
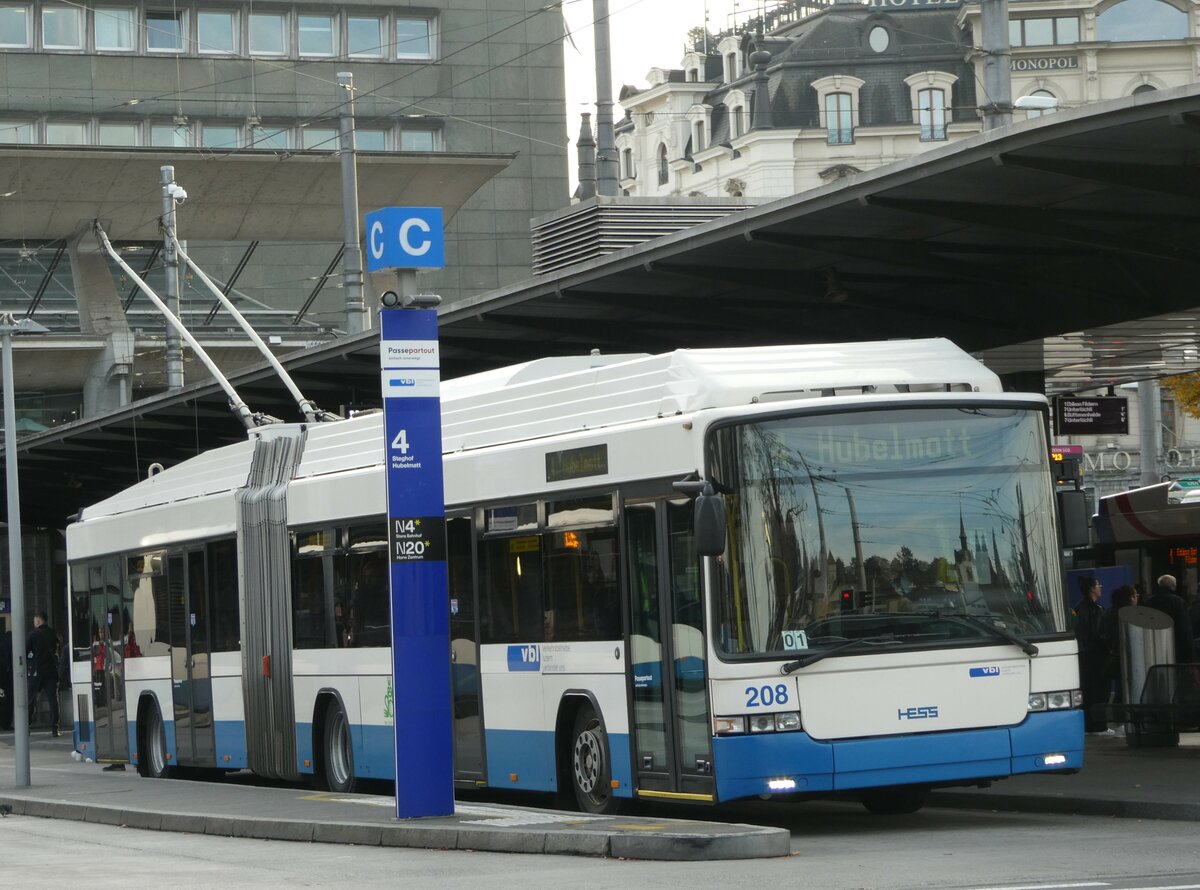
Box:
[1073,576,1108,733]
[1144,574,1196,664]
[1099,584,1138,734]
[0,626,13,731]
[27,611,60,736]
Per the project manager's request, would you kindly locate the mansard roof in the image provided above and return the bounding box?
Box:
[701,7,975,144]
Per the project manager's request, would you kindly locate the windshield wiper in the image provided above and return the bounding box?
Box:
[781,635,902,674]
[914,610,1039,657]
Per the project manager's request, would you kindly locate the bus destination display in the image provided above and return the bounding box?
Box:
[1053,396,1129,435]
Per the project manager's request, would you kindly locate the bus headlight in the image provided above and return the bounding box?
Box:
[713,716,747,735]
[1028,689,1082,712]
[749,714,775,733]
[774,711,802,732]
[1046,691,1073,710]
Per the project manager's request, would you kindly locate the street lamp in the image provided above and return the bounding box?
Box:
[2,312,50,787]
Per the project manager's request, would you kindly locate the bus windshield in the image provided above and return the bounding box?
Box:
[707,405,1068,658]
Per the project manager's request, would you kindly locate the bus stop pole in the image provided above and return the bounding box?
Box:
[3,318,31,785]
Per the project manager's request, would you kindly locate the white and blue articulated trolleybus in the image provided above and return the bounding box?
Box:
[66,338,1084,814]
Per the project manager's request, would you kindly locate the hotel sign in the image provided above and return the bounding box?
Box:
[868,0,961,7]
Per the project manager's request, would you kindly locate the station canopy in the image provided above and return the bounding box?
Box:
[10,84,1200,528]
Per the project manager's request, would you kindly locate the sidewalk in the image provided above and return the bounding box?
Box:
[2,730,1196,862]
[931,732,1200,820]
[0,732,788,861]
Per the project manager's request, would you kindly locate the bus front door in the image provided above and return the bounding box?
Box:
[168,552,216,767]
[625,500,714,802]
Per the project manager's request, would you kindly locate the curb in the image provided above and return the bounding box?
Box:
[928,790,1200,822]
[0,795,791,861]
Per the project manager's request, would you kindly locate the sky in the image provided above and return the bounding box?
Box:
[561,0,749,178]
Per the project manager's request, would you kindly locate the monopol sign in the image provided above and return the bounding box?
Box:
[366,207,445,270]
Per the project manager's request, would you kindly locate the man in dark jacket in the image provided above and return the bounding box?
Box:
[0,627,12,731]
[1145,574,1196,664]
[27,611,60,736]
[1074,576,1108,733]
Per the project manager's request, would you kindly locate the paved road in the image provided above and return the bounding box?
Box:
[2,799,1198,889]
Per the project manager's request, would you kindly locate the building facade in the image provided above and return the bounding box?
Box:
[0,0,568,422]
[614,0,1199,199]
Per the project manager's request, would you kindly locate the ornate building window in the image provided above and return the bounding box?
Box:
[1096,0,1188,41]
[812,75,864,145]
[825,93,853,145]
[1010,16,1079,46]
[905,71,958,140]
[657,143,669,185]
[916,88,947,141]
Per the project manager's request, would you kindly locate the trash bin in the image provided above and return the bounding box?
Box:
[1118,605,1177,747]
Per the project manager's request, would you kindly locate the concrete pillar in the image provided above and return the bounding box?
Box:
[67,229,135,417]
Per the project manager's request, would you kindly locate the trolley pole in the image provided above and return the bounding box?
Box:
[338,72,368,335]
[161,166,184,389]
[980,0,1014,129]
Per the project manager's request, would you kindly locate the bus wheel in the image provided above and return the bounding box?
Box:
[861,785,929,815]
[139,704,172,779]
[570,705,620,815]
[322,700,358,793]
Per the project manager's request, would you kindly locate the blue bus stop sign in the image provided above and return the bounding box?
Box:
[366,207,445,271]
[380,308,453,818]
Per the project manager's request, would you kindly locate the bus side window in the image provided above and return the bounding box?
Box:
[481,536,544,644]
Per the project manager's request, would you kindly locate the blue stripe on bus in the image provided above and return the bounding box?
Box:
[480,729,633,796]
[712,710,1083,801]
[485,729,558,791]
[294,723,403,779]
[1010,708,1084,772]
[213,720,249,769]
[830,727,1012,790]
[712,731,836,801]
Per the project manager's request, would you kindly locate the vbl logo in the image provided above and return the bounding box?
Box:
[507,644,541,672]
[897,705,939,720]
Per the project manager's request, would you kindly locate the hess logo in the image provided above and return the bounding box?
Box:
[897,705,939,720]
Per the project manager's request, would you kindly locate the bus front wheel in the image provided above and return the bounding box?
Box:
[139,703,172,779]
[569,705,620,815]
[322,700,358,794]
[861,784,929,815]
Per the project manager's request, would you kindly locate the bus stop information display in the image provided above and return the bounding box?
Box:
[1053,396,1129,435]
[380,308,453,819]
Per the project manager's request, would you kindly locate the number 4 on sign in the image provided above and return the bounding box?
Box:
[391,429,410,454]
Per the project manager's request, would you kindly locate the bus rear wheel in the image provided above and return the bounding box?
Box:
[861,785,929,815]
[570,705,620,815]
[322,700,358,793]
[138,703,172,779]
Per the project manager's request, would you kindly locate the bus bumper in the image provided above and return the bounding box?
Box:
[711,709,1084,803]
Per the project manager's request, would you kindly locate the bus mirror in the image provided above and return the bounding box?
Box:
[695,488,726,557]
[1056,489,1090,548]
